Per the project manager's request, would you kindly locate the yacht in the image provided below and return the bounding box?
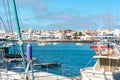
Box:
[38,42,47,46]
[76,43,85,46]
[80,43,120,80]
[52,42,58,45]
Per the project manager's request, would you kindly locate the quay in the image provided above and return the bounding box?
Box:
[37,40,94,43]
[9,39,94,43]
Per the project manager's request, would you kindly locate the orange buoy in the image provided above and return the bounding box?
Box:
[107,48,114,55]
[96,47,101,54]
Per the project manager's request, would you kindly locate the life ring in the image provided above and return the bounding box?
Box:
[96,47,101,54]
[107,48,114,55]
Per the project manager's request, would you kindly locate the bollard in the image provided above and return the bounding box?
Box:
[26,43,32,61]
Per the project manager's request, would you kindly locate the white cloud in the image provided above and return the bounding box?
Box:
[33,11,119,30]
[0,0,119,30]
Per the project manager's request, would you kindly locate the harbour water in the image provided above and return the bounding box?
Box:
[9,42,96,77]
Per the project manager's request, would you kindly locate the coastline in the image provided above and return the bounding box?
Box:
[3,38,117,43]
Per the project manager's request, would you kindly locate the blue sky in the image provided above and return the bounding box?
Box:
[0,0,120,30]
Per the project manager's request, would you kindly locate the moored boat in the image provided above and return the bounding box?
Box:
[76,43,85,46]
[38,42,47,46]
[52,42,58,45]
[90,42,108,49]
[80,43,120,80]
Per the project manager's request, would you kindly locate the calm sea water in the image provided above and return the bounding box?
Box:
[10,42,96,77]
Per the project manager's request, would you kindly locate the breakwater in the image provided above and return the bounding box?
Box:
[9,39,94,43]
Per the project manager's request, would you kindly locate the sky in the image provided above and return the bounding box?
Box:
[0,0,120,31]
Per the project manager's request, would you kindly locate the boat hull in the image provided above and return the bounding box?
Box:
[80,68,120,80]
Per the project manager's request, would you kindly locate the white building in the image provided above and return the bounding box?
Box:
[114,29,120,39]
[52,33,62,40]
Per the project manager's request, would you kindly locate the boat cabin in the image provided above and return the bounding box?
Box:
[94,56,120,72]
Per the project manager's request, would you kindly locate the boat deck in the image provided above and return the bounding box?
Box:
[0,70,72,80]
[93,55,120,59]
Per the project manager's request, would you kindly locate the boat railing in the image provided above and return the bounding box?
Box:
[82,67,94,71]
[36,59,80,77]
[114,44,120,55]
[81,67,114,80]
[61,64,80,77]
[0,57,81,80]
[36,63,80,78]
[85,57,97,68]
[0,63,80,80]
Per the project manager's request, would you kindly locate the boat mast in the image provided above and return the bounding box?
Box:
[12,0,26,71]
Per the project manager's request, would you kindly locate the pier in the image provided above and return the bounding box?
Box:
[34,62,61,68]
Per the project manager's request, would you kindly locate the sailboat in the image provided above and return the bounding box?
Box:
[0,0,71,80]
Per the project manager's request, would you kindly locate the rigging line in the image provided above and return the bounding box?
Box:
[16,0,24,29]
[6,0,13,32]
[2,0,10,31]
[0,16,9,32]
